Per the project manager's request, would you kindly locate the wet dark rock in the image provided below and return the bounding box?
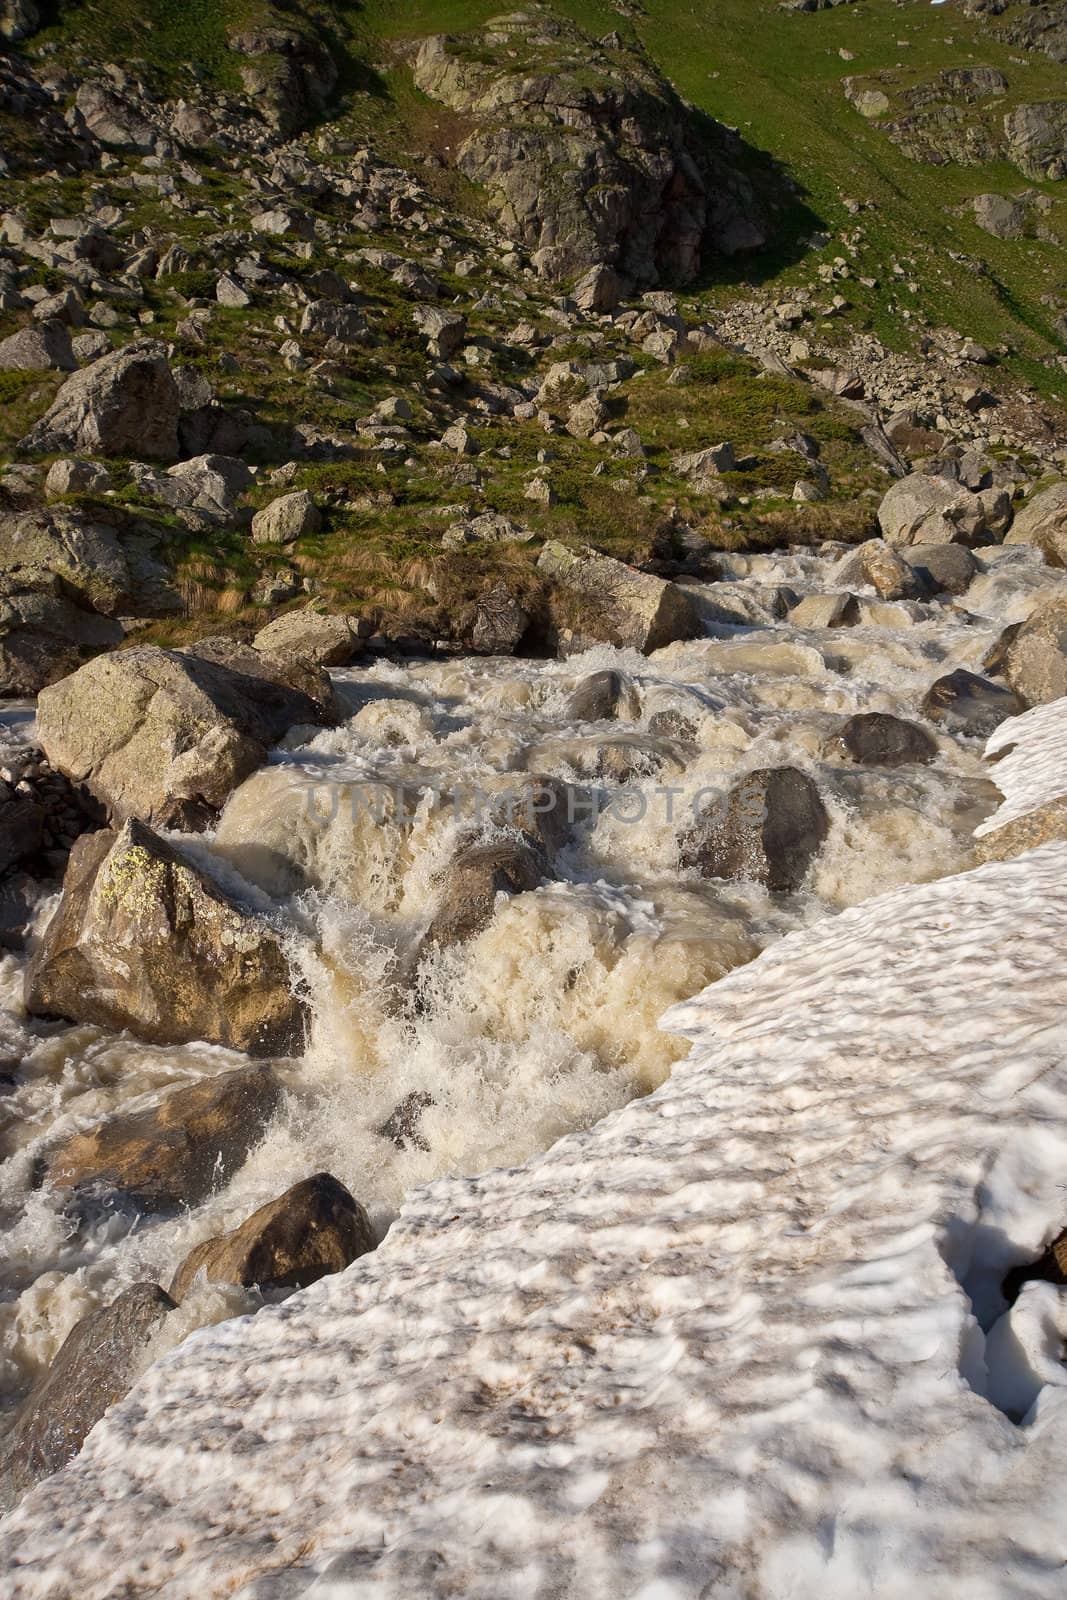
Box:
[378,1090,435,1152]
[922,668,1022,738]
[903,542,978,597]
[39,1064,283,1214]
[682,766,829,893]
[168,1173,374,1301]
[426,839,545,947]
[828,712,938,767]
[0,1283,176,1511]
[564,670,639,723]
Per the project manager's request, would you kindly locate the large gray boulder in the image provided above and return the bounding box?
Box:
[1002,596,1067,708]
[19,340,180,461]
[1004,482,1067,569]
[877,473,1012,547]
[130,454,253,527]
[0,507,178,617]
[413,13,763,286]
[0,321,76,372]
[39,1064,283,1211]
[35,644,330,829]
[169,1173,374,1301]
[251,490,321,546]
[1004,102,1067,182]
[538,540,700,655]
[252,607,364,668]
[25,819,306,1056]
[0,1284,175,1512]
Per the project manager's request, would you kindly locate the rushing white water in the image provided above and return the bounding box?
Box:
[3,702,1067,1598]
[0,538,1063,1418]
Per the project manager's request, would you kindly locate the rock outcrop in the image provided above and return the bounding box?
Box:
[413,11,764,286]
[169,1173,374,1301]
[25,819,307,1055]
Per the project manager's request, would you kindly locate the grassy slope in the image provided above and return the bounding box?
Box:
[357,0,1067,399]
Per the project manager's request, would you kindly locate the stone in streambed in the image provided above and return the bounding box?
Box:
[681,766,829,893]
[827,712,937,768]
[39,1064,283,1214]
[25,819,306,1056]
[0,1283,176,1511]
[921,668,1022,738]
[426,839,546,947]
[168,1173,374,1302]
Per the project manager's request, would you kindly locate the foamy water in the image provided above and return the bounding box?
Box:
[0,539,1062,1415]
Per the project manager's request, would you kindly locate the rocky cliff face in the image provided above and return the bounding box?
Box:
[412,9,765,286]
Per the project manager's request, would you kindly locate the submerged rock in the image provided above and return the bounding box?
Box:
[0,1283,175,1511]
[169,1173,374,1301]
[682,766,829,892]
[25,819,306,1056]
[35,644,329,830]
[39,1064,283,1212]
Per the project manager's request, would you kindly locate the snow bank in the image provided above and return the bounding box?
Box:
[976,695,1067,838]
[4,710,1067,1597]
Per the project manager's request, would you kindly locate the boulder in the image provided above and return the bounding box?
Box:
[877,473,1011,547]
[1003,102,1067,183]
[299,301,369,346]
[1002,596,1067,708]
[426,839,545,947]
[672,442,736,479]
[412,306,466,359]
[0,506,176,618]
[25,819,307,1056]
[833,539,923,601]
[253,607,364,668]
[973,192,1028,240]
[35,644,330,829]
[132,454,252,526]
[169,1173,374,1301]
[181,635,340,725]
[251,490,321,546]
[0,321,76,372]
[902,542,977,597]
[412,14,763,287]
[573,264,626,314]
[44,458,112,498]
[0,583,124,696]
[922,668,1022,738]
[682,766,829,893]
[18,340,180,461]
[827,712,937,767]
[442,512,532,551]
[538,540,700,655]
[1004,483,1067,569]
[788,592,856,629]
[563,669,639,722]
[0,1284,176,1512]
[39,1065,283,1212]
[74,80,156,151]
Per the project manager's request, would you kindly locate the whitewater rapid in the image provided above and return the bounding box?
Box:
[1,691,1066,1596]
[0,536,1065,1490]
